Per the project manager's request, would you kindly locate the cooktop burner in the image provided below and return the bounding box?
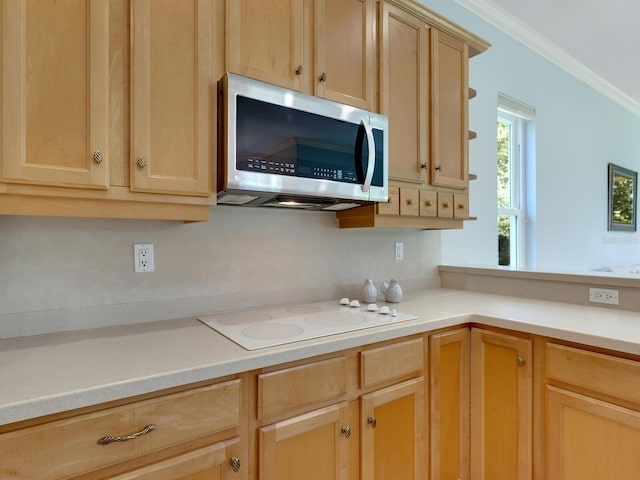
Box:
[198,301,418,350]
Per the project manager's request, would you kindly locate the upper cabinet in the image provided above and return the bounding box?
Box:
[130,0,212,196]
[337,0,489,230]
[1,0,110,189]
[0,0,218,222]
[380,2,430,185]
[226,0,376,110]
[431,30,469,190]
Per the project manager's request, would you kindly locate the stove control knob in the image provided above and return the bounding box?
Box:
[349,299,361,307]
[340,297,350,305]
[367,303,378,312]
[379,306,390,315]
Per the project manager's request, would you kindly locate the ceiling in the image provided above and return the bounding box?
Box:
[453,0,640,116]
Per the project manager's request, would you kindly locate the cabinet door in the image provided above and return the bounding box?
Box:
[431,29,468,189]
[361,377,426,480]
[226,0,304,91]
[379,2,429,185]
[470,328,532,480]
[130,0,212,196]
[107,439,243,480]
[1,0,109,188]
[430,328,470,480]
[314,0,375,110]
[547,386,640,480]
[259,401,357,480]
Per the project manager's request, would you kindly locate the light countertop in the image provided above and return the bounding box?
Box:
[3,288,640,427]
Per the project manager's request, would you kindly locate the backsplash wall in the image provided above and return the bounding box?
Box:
[0,207,441,338]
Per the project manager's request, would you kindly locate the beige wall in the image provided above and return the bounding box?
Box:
[0,206,442,338]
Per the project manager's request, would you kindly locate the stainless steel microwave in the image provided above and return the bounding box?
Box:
[217,73,388,211]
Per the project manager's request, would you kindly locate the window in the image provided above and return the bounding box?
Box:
[497,94,535,268]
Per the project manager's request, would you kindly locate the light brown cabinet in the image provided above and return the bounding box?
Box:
[1,0,110,189]
[256,336,426,480]
[0,0,218,222]
[226,0,376,110]
[259,402,358,480]
[106,440,243,480]
[430,328,470,480]
[470,328,533,480]
[546,343,640,479]
[0,379,246,480]
[130,0,213,196]
[336,0,489,230]
[431,29,469,190]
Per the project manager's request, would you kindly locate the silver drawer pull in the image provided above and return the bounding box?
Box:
[97,424,157,445]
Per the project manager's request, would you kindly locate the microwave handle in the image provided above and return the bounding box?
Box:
[360,118,375,193]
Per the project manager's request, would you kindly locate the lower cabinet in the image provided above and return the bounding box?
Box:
[429,328,470,480]
[256,337,426,480]
[546,342,640,479]
[470,328,533,480]
[0,379,246,480]
[106,439,243,480]
[259,402,358,480]
[361,377,426,480]
[11,325,640,480]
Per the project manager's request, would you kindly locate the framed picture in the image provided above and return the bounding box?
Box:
[608,163,637,231]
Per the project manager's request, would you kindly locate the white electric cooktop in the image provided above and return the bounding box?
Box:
[198,300,419,350]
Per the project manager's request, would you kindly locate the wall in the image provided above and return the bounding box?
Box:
[0,208,441,338]
[423,0,640,272]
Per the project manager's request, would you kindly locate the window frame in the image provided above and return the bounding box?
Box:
[497,107,529,269]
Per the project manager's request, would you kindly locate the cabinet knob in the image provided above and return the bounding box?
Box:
[420,163,427,170]
[230,456,241,473]
[442,202,449,209]
[425,200,432,207]
[93,150,104,165]
[295,65,303,75]
[517,356,526,367]
[457,204,465,209]
[406,198,413,205]
[367,416,377,429]
[341,426,351,439]
[319,72,327,82]
[136,156,146,168]
[435,165,441,171]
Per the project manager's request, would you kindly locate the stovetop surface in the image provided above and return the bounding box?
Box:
[198,301,419,350]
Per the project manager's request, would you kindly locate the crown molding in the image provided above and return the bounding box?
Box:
[451,0,640,117]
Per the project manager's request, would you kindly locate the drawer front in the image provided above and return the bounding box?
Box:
[437,192,454,218]
[399,188,420,216]
[547,343,640,404]
[258,356,349,419]
[453,193,469,219]
[378,186,399,215]
[0,379,241,480]
[361,338,424,388]
[419,190,437,217]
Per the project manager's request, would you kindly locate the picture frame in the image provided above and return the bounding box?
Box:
[608,163,637,231]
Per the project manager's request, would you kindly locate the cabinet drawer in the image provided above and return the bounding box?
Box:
[547,343,640,404]
[453,193,469,219]
[361,338,424,388]
[437,192,454,218]
[258,356,349,419]
[0,379,241,480]
[400,188,420,216]
[419,190,437,217]
[377,186,399,215]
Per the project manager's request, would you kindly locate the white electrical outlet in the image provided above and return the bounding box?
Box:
[395,242,404,261]
[134,243,154,273]
[588,287,619,305]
